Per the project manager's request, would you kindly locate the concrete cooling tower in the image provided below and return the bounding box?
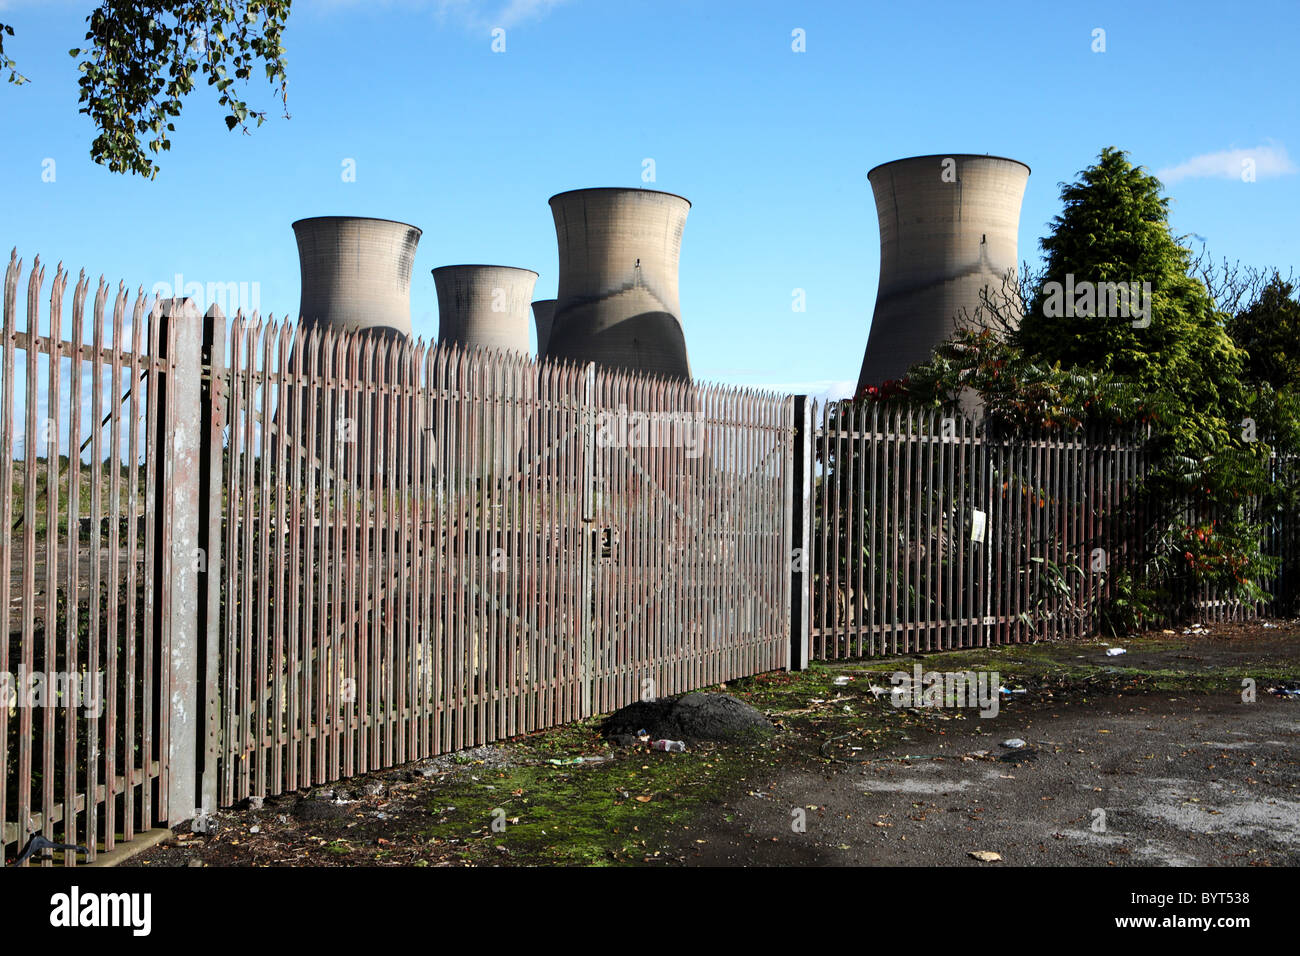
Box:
[532,299,556,359]
[856,155,1030,392]
[429,266,538,481]
[546,188,692,381]
[292,216,422,336]
[433,265,538,356]
[289,216,422,482]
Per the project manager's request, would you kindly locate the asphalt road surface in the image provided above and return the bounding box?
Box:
[673,691,1300,866]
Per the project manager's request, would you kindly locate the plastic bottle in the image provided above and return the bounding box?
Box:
[651,739,686,752]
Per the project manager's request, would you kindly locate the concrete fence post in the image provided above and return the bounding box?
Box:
[789,395,813,670]
[155,298,204,826]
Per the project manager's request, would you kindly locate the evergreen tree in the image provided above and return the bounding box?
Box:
[1015,147,1246,455]
[1226,273,1300,393]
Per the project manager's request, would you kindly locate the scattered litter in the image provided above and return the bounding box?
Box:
[545,756,609,765]
[969,850,1002,862]
[1106,648,1126,657]
[651,739,686,752]
[248,825,260,834]
[998,686,1027,696]
[1270,687,1300,699]
[1001,739,1026,749]
[832,676,852,686]
[1262,622,1279,629]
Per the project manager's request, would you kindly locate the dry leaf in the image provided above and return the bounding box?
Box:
[969,850,1002,862]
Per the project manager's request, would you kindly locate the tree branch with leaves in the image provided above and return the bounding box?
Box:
[2,1,291,178]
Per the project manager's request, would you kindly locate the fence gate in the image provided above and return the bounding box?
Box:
[585,370,793,714]
[210,320,795,808]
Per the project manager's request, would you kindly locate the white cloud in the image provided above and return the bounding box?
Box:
[303,0,571,29]
[434,0,571,29]
[1158,143,1297,183]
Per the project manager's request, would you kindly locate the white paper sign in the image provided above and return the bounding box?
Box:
[971,509,987,543]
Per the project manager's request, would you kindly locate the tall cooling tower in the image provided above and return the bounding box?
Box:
[290,216,421,482]
[431,266,538,480]
[856,155,1030,392]
[532,299,556,359]
[547,188,692,381]
[432,265,537,355]
[292,216,422,335]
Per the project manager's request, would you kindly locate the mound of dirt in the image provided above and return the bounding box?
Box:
[601,692,774,743]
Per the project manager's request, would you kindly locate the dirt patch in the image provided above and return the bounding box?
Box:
[601,692,775,743]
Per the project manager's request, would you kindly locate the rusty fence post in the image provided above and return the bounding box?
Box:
[789,395,813,671]
[197,305,225,822]
[154,298,204,826]
[578,362,597,718]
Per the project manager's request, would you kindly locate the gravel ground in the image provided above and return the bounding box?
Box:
[669,691,1300,866]
[122,624,1300,867]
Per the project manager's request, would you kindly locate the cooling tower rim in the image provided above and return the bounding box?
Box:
[548,186,692,208]
[531,297,557,305]
[292,215,423,237]
[431,264,540,278]
[867,154,1031,179]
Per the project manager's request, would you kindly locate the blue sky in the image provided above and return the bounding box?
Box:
[1,0,1297,400]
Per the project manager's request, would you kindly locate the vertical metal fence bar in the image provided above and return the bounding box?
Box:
[63,273,87,860]
[17,261,43,861]
[255,323,273,796]
[270,323,289,793]
[0,253,16,863]
[123,291,144,839]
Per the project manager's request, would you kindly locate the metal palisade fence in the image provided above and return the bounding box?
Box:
[805,399,1294,661]
[214,314,793,807]
[1,247,797,864]
[807,400,1146,658]
[4,249,1297,865]
[2,252,181,866]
